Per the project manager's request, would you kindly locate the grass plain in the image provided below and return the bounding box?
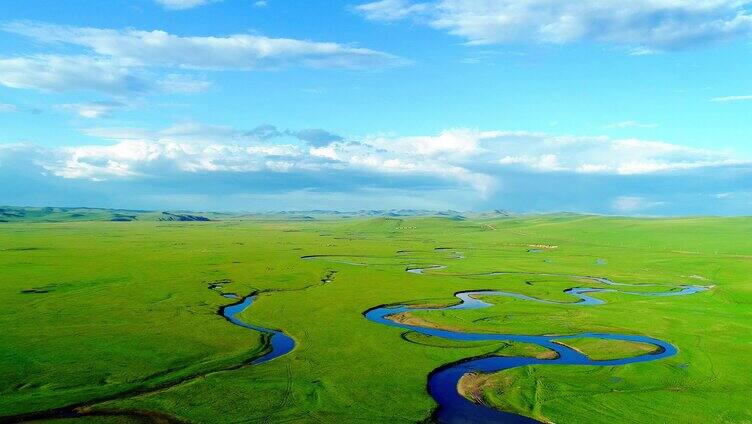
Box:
[1,212,750,423]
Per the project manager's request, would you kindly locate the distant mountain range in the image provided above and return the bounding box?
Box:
[0,206,514,223]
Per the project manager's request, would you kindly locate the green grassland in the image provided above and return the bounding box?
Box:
[1,214,751,423]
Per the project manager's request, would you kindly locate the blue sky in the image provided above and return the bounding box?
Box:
[0,0,751,214]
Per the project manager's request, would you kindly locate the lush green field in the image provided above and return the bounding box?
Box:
[1,214,751,423]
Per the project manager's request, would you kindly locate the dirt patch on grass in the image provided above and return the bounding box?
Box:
[534,350,558,360]
[458,372,496,404]
[387,313,466,332]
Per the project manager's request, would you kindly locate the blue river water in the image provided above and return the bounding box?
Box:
[220,294,295,365]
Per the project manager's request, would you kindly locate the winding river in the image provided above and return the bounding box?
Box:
[220,252,710,423]
[366,260,710,423]
[220,294,296,365]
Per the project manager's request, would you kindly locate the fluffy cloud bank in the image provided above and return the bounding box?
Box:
[0,22,403,95]
[1,125,750,214]
[355,0,752,49]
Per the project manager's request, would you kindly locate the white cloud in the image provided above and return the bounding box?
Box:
[308,137,495,195]
[0,55,149,94]
[85,122,246,143]
[629,46,659,56]
[254,1,268,7]
[0,22,403,96]
[377,130,726,177]
[354,0,429,22]
[4,22,404,71]
[355,0,752,49]
[49,124,304,180]
[154,0,220,10]
[499,154,564,171]
[366,128,483,156]
[710,94,752,102]
[25,123,495,195]
[57,101,127,119]
[0,103,17,112]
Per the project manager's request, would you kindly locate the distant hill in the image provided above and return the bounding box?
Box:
[1,206,138,222]
[159,212,211,222]
[0,206,206,223]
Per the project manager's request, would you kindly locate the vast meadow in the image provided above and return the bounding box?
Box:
[1,212,751,423]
